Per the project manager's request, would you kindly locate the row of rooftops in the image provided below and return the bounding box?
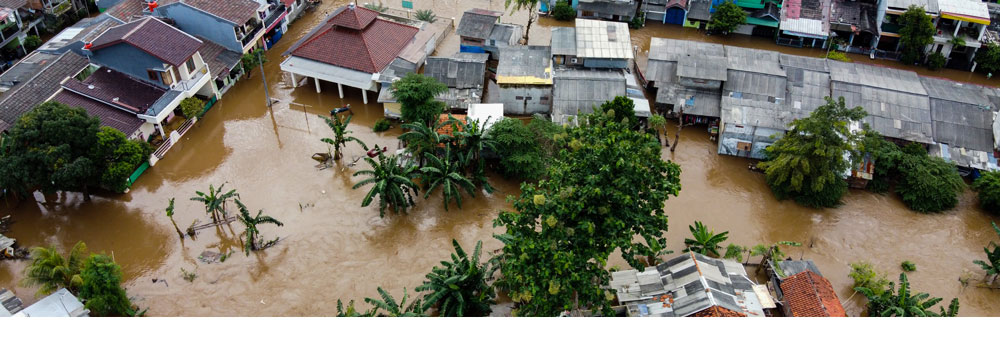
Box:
[646,38,1000,165]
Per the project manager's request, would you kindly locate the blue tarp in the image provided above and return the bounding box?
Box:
[460,45,486,54]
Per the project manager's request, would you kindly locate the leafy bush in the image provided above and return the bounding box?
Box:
[895,144,964,213]
[600,95,637,128]
[973,171,1000,214]
[179,97,205,119]
[826,50,851,62]
[415,9,436,23]
[927,51,946,70]
[23,35,42,53]
[975,42,1000,75]
[373,118,392,132]
[629,13,645,29]
[849,262,890,296]
[488,117,561,180]
[552,0,576,21]
[79,254,138,316]
[901,260,917,272]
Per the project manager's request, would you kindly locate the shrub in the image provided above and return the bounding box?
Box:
[415,9,436,23]
[373,118,392,132]
[901,260,917,272]
[23,35,42,53]
[552,1,576,21]
[708,1,747,34]
[179,97,205,119]
[826,50,851,62]
[849,262,889,296]
[973,170,1000,214]
[629,13,645,29]
[895,144,964,213]
[927,51,946,70]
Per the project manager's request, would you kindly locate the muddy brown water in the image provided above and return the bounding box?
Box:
[1,0,998,316]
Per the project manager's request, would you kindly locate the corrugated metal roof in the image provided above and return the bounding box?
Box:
[786,68,832,114]
[552,68,626,118]
[831,81,934,143]
[677,56,728,81]
[497,46,552,84]
[13,288,88,317]
[424,53,488,89]
[919,76,991,105]
[648,38,725,62]
[578,0,640,17]
[780,54,830,73]
[724,71,787,101]
[829,61,927,95]
[657,86,722,117]
[574,18,632,60]
[938,0,989,20]
[887,0,938,13]
[456,9,500,40]
[725,46,785,76]
[489,23,521,43]
[550,27,577,56]
[721,96,800,130]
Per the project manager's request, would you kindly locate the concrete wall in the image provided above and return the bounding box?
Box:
[497,85,551,114]
[158,4,242,52]
[583,58,628,69]
[90,43,169,88]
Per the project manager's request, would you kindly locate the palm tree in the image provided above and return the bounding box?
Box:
[856,273,958,317]
[974,222,1000,285]
[420,146,477,211]
[455,117,496,193]
[364,287,425,317]
[234,198,285,255]
[352,154,419,217]
[320,114,367,160]
[21,241,87,297]
[166,197,183,238]
[399,119,451,167]
[416,240,496,317]
[190,183,238,224]
[683,221,729,257]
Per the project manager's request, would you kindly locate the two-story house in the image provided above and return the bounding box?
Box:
[0,0,47,72]
[456,8,522,60]
[106,0,266,55]
[83,16,214,142]
[549,19,635,124]
[253,0,290,50]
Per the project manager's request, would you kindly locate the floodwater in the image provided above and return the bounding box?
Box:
[0,0,998,316]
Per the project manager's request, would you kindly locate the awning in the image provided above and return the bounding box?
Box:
[941,13,989,25]
[745,17,779,28]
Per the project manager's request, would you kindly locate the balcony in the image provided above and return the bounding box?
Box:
[238,21,263,47]
[263,4,287,32]
[46,0,72,16]
[171,66,209,93]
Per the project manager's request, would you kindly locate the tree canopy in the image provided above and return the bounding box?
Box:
[391,73,447,127]
[488,117,562,180]
[709,1,747,34]
[93,127,152,193]
[865,136,964,213]
[552,0,575,21]
[78,254,138,316]
[899,5,935,65]
[493,110,682,316]
[759,97,866,208]
[600,96,637,128]
[973,171,1000,214]
[975,43,1000,75]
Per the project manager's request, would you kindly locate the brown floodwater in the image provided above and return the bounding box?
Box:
[0,0,998,316]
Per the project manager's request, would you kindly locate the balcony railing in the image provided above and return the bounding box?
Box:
[238,22,263,47]
[263,5,287,31]
[171,66,208,92]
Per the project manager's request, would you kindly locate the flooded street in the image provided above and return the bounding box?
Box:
[1,0,998,316]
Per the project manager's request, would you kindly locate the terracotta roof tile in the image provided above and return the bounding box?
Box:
[0,52,90,130]
[51,91,145,137]
[289,5,417,74]
[90,17,203,67]
[62,67,166,114]
[780,270,847,317]
[181,0,260,25]
[691,305,747,317]
[0,0,26,9]
[328,4,378,30]
[107,0,178,22]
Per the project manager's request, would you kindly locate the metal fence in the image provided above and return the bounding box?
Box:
[776,37,803,48]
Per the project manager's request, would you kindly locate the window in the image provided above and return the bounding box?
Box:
[525,97,532,101]
[515,96,523,100]
[186,58,196,74]
[147,69,159,82]
[540,96,549,101]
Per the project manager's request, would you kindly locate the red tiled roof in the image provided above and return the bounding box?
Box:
[692,305,746,317]
[181,0,260,25]
[90,17,203,67]
[780,270,847,317]
[107,0,178,22]
[0,0,27,9]
[289,6,417,74]
[51,91,145,137]
[62,67,167,114]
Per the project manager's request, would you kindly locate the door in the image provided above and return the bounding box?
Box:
[665,8,685,25]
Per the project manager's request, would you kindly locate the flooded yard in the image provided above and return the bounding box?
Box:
[0,0,998,316]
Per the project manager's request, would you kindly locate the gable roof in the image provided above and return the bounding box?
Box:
[779,271,846,317]
[0,0,25,9]
[90,17,203,67]
[424,53,488,89]
[0,52,90,132]
[287,5,418,74]
[197,37,242,81]
[107,0,178,22]
[177,0,260,25]
[575,19,632,59]
[51,90,145,137]
[62,67,167,114]
[457,8,501,40]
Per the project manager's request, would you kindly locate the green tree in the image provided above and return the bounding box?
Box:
[420,146,477,211]
[552,0,575,21]
[22,35,42,52]
[600,96,637,128]
[78,254,137,316]
[494,111,682,316]
[974,42,1000,75]
[179,97,205,119]
[856,272,958,317]
[454,117,496,192]
[973,171,1000,214]
[166,197,183,238]
[21,241,88,297]
[682,221,729,257]
[399,117,452,167]
[416,240,496,317]
[234,198,285,255]
[320,114,367,160]
[0,102,100,199]
[648,114,667,146]
[190,183,239,224]
[364,287,425,317]
[352,154,419,217]
[392,73,447,127]
[709,1,747,34]
[415,9,437,23]
[759,97,866,208]
[894,144,964,213]
[241,49,267,79]
[93,127,151,193]
[973,222,1000,284]
[488,117,561,180]
[849,262,890,296]
[505,0,539,43]
[899,5,935,65]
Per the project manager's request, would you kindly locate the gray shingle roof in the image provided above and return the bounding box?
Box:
[456,9,500,40]
[424,53,488,89]
[552,68,626,118]
[197,36,242,81]
[551,27,577,56]
[0,52,90,130]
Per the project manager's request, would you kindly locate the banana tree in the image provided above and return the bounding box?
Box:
[973,222,1000,285]
[234,198,285,255]
[683,221,729,257]
[352,154,419,217]
[321,114,367,160]
[190,183,238,224]
[420,146,477,211]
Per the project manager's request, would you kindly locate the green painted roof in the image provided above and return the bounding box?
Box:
[745,17,779,27]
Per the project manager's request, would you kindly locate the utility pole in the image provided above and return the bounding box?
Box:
[258,51,273,107]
